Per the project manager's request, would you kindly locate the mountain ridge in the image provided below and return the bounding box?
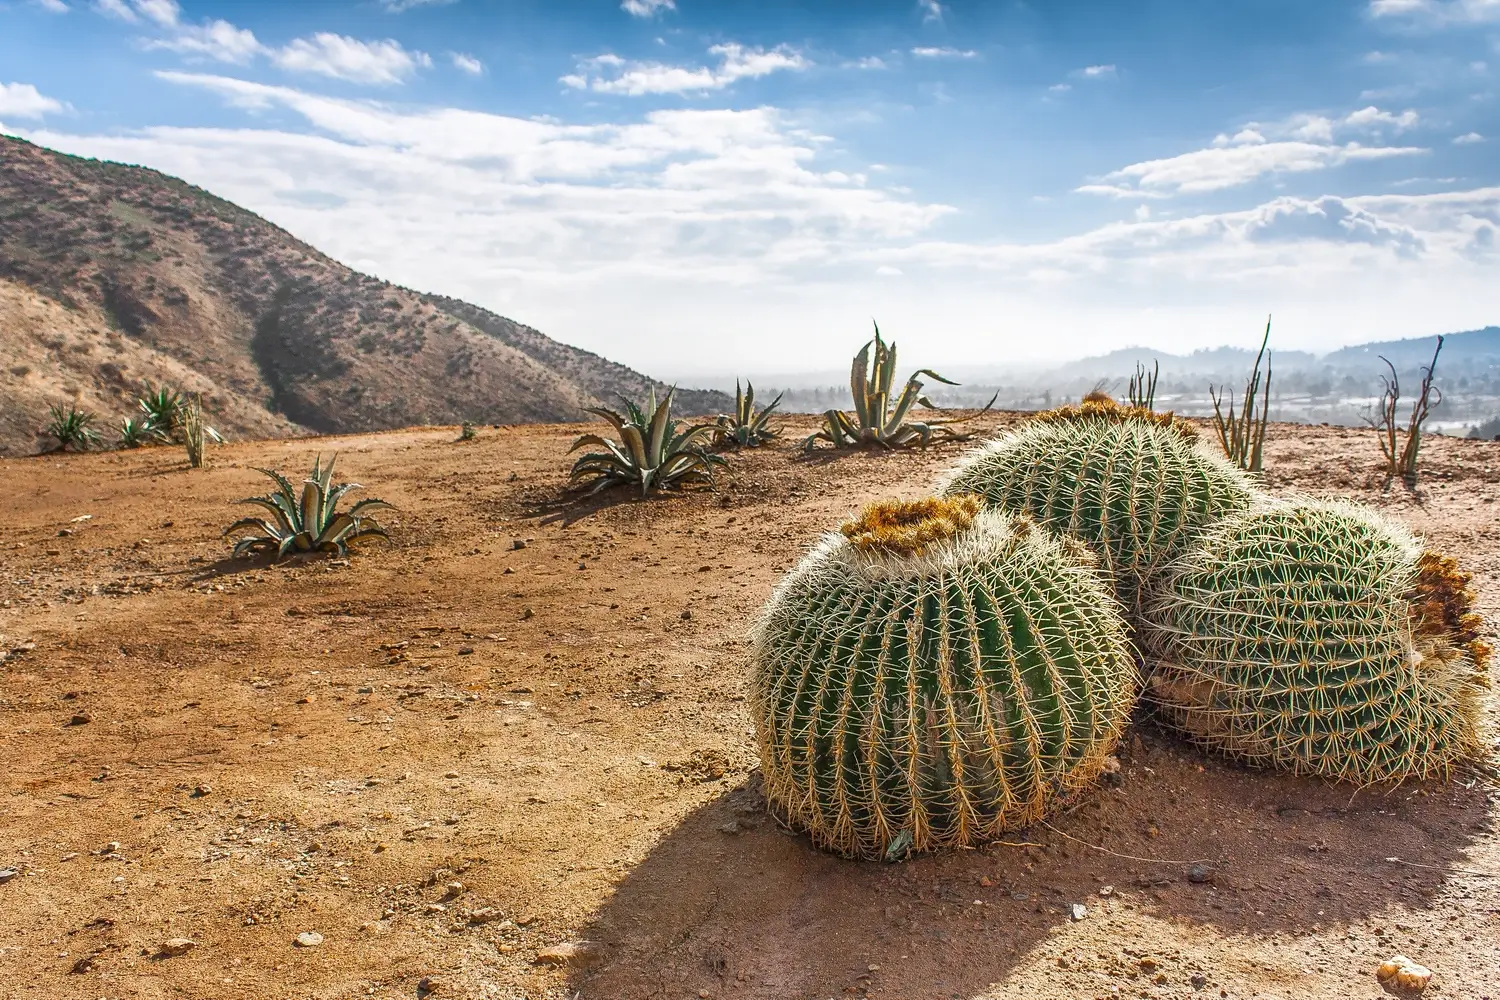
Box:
[0,134,727,456]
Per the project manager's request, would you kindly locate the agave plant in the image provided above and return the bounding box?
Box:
[224,455,393,559]
[569,387,728,496]
[137,383,186,439]
[713,381,782,449]
[803,323,992,451]
[118,415,165,449]
[45,403,102,452]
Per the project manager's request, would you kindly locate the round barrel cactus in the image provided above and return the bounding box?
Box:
[751,496,1137,860]
[940,400,1257,612]
[1143,498,1490,782]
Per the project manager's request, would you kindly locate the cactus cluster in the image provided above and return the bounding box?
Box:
[940,398,1256,611]
[1142,499,1488,782]
[752,395,1491,861]
[751,496,1136,860]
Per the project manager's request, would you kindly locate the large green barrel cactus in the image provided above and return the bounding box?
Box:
[751,496,1137,860]
[940,400,1257,612]
[1143,498,1491,782]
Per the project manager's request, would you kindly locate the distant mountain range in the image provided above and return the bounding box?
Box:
[0,135,727,456]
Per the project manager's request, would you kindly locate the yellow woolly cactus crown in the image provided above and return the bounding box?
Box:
[839,495,983,557]
[1030,391,1198,440]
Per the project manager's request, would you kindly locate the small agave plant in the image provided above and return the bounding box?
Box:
[46,403,102,452]
[714,381,782,449]
[569,387,728,496]
[224,455,393,559]
[803,322,992,451]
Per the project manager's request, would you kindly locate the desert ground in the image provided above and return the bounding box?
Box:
[1,413,1497,1000]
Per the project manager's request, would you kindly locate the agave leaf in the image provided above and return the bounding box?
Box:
[344,497,393,518]
[300,481,323,536]
[647,388,675,463]
[223,516,281,539]
[619,424,648,468]
[910,367,959,387]
[848,340,873,430]
[235,496,296,535]
[317,454,337,496]
[568,433,624,455]
[583,406,629,437]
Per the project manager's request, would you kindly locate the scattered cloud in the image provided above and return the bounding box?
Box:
[0,82,68,118]
[562,43,809,96]
[1245,195,1425,256]
[620,0,675,16]
[1368,0,1500,23]
[1454,131,1485,143]
[1076,64,1117,78]
[33,0,70,12]
[917,0,945,23]
[1344,105,1420,129]
[144,19,262,63]
[450,52,484,75]
[381,0,458,10]
[1081,138,1425,197]
[96,0,179,25]
[910,47,977,59]
[849,56,888,70]
[1048,83,1072,93]
[272,34,432,85]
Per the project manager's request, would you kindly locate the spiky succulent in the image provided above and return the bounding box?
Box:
[118,415,165,449]
[751,495,1137,860]
[137,383,186,439]
[804,323,989,452]
[941,398,1256,613]
[1143,498,1490,782]
[569,388,728,496]
[45,403,101,452]
[714,381,782,449]
[224,455,393,559]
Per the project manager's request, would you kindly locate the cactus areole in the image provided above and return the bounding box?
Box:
[750,497,1136,860]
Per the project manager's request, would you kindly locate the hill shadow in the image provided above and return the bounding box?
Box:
[570,725,1491,1000]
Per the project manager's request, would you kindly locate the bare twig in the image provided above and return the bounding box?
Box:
[1363,336,1443,482]
[1128,360,1159,411]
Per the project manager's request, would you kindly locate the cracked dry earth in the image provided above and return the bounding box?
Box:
[0,414,1497,1000]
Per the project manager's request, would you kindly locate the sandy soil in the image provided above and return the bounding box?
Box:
[1,413,1497,1000]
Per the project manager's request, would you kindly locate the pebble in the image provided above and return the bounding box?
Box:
[160,938,197,957]
[294,932,323,948]
[464,907,502,924]
[1186,863,1213,883]
[1376,954,1432,993]
[1069,903,1088,921]
[533,941,605,968]
[511,539,528,550]
[66,713,93,726]
[190,784,212,798]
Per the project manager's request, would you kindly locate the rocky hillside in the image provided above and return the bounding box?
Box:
[0,135,726,455]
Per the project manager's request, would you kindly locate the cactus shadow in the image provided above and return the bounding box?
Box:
[570,726,1492,1000]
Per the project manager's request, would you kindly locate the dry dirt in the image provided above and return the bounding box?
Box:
[1,414,1497,1000]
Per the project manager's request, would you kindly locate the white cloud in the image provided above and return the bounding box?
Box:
[850,56,888,70]
[620,0,675,16]
[94,0,137,19]
[272,34,432,85]
[0,82,68,118]
[1077,64,1117,77]
[911,47,978,59]
[1081,139,1425,196]
[145,19,262,63]
[562,43,809,96]
[450,52,484,75]
[917,0,945,22]
[1454,131,1485,143]
[1369,0,1500,22]
[33,0,70,12]
[1048,83,1072,93]
[382,0,458,10]
[1344,105,1419,129]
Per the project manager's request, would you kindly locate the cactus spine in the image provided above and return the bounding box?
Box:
[1143,498,1489,782]
[940,401,1256,612]
[751,496,1136,860]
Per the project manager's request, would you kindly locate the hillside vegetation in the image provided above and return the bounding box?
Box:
[0,135,725,455]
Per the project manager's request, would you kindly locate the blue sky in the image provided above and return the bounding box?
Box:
[1,0,1497,376]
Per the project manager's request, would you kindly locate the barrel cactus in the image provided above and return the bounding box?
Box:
[750,495,1137,860]
[940,398,1257,612]
[1143,498,1491,782]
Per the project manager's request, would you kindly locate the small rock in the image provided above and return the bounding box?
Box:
[1376,954,1432,994]
[1185,863,1213,883]
[443,771,460,779]
[511,539,528,551]
[718,820,743,835]
[190,784,212,798]
[1069,903,1088,921]
[516,913,538,927]
[1138,957,1160,973]
[440,881,465,900]
[520,607,534,621]
[294,931,323,948]
[417,976,441,997]
[534,941,605,968]
[680,609,693,620]
[70,954,96,974]
[1190,971,1209,990]
[457,646,474,656]
[160,938,197,957]
[1098,885,1114,897]
[464,907,502,925]
[297,695,315,705]
[66,713,93,726]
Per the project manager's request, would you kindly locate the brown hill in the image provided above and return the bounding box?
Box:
[0,134,726,455]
